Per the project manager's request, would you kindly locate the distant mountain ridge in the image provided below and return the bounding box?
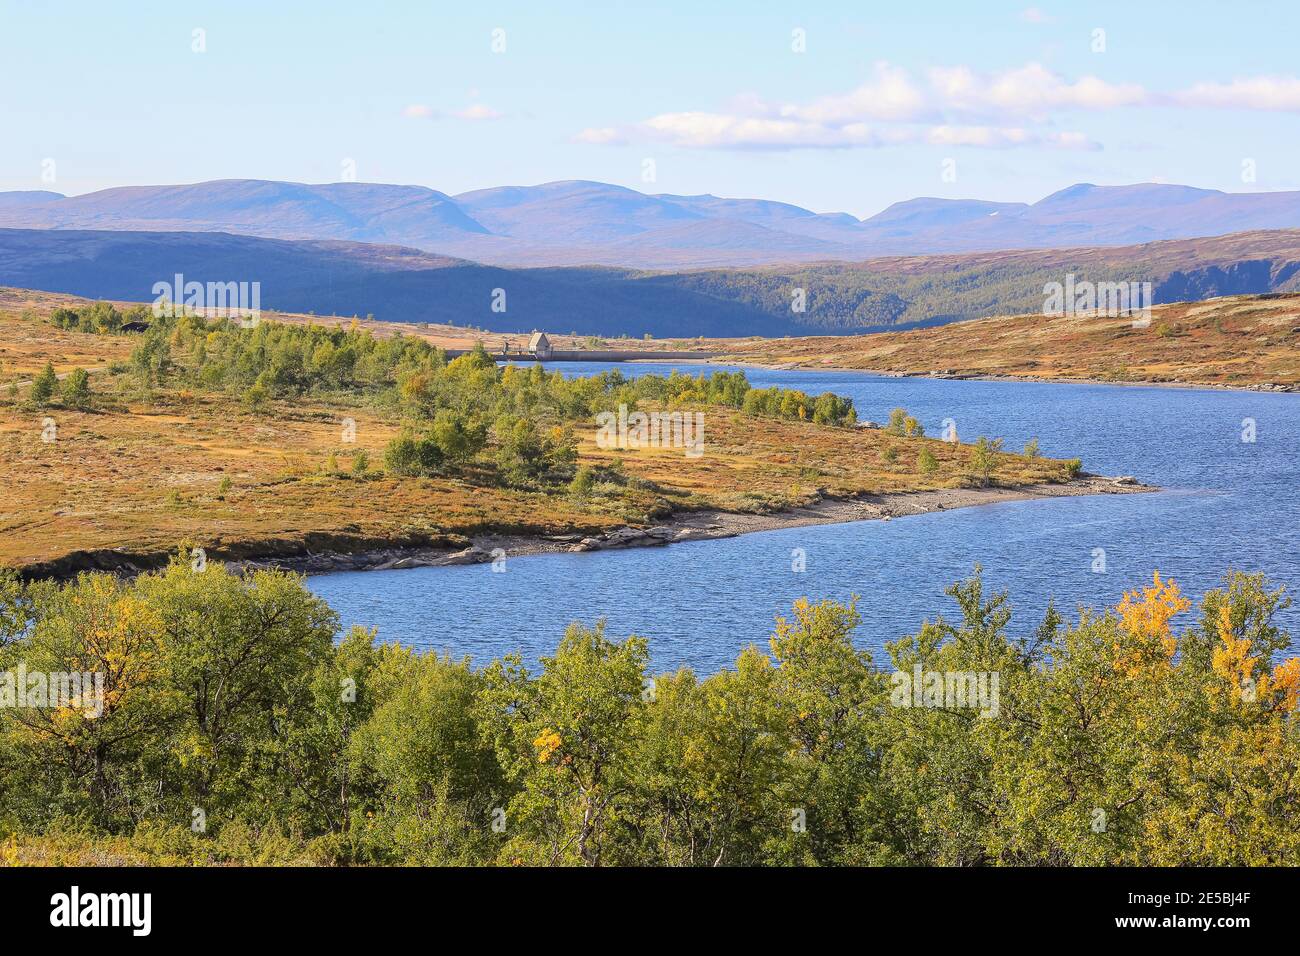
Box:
[3,225,1299,339]
[5,179,1300,268]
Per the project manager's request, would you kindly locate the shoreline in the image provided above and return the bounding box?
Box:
[608,353,1300,395]
[637,355,1297,394]
[248,473,1155,577]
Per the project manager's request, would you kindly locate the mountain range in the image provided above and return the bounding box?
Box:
[5,179,1300,268]
[4,226,1299,338]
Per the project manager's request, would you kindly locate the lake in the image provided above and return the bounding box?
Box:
[308,363,1298,673]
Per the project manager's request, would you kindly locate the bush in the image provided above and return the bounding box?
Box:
[242,382,268,411]
[30,362,58,405]
[50,307,80,330]
[2,566,1298,866]
[429,410,487,465]
[1023,437,1040,459]
[569,466,596,499]
[917,447,938,474]
[967,436,1004,487]
[61,368,91,408]
[495,417,576,488]
[885,407,923,437]
[84,301,122,334]
[383,434,443,477]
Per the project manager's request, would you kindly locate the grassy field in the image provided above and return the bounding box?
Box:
[2,290,1075,575]
[719,294,1300,389]
[0,287,713,365]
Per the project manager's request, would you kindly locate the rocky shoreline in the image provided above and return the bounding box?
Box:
[718,358,1298,393]
[232,473,1156,576]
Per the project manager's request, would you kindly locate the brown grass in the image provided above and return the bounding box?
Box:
[0,286,711,357]
[1,294,1077,573]
[718,294,1300,388]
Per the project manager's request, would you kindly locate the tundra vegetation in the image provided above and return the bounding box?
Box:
[4,299,1076,574]
[78,304,861,488]
[0,562,1295,866]
[722,293,1300,389]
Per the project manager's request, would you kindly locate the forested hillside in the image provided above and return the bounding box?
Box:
[2,228,1299,338]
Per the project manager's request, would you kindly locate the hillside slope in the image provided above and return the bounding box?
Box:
[723,294,1300,390]
[3,227,1300,338]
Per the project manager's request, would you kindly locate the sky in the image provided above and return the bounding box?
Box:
[4,0,1300,218]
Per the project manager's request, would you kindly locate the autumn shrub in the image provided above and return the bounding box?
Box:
[2,563,1294,867]
[967,436,1004,486]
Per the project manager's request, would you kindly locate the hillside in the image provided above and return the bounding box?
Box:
[0,286,714,371]
[5,178,1300,268]
[0,228,787,338]
[3,227,1300,339]
[722,294,1300,390]
[0,300,1083,577]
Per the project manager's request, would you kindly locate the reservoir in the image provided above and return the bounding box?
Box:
[308,363,1298,672]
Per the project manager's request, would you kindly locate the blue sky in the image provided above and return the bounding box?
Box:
[4,0,1299,217]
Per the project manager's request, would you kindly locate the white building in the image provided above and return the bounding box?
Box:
[528,331,553,359]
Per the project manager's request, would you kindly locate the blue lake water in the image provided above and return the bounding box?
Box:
[308,363,1299,673]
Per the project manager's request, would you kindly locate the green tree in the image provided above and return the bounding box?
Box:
[30,362,57,405]
[967,436,1004,487]
[475,622,648,865]
[885,407,923,437]
[568,465,596,499]
[61,367,91,408]
[430,410,487,465]
[383,434,442,477]
[242,382,268,411]
[917,447,938,474]
[633,647,789,866]
[0,573,176,827]
[133,560,338,816]
[84,301,122,334]
[494,417,576,487]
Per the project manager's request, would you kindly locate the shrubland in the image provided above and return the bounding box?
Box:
[4,303,1077,573]
[1,561,1295,867]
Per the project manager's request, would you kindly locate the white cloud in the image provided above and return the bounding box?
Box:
[929,62,1147,115]
[403,103,505,121]
[586,62,1128,150]
[572,126,627,145]
[926,125,1031,147]
[584,112,1099,152]
[639,112,884,149]
[453,104,504,121]
[1021,7,1052,23]
[1172,75,1300,110]
[572,62,1300,152]
[1045,130,1101,150]
[926,126,1099,149]
[785,62,928,123]
[665,61,1136,132]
